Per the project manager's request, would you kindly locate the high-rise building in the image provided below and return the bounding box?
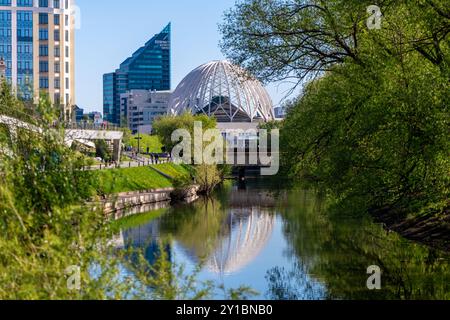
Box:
[0,0,76,120]
[120,90,171,134]
[103,23,171,125]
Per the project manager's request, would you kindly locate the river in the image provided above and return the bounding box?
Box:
[115,178,450,300]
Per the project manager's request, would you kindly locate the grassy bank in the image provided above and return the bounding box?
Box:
[128,134,163,153]
[96,164,190,195]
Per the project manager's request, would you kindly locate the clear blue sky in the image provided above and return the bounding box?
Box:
[76,0,292,113]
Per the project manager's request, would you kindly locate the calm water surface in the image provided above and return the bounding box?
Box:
[116,179,450,300]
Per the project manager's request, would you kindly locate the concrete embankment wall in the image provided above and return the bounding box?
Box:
[102,185,200,216]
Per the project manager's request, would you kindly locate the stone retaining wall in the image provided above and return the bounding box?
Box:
[102,185,200,216]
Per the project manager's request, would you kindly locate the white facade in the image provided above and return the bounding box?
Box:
[169,60,275,123]
[120,90,171,134]
[0,0,76,119]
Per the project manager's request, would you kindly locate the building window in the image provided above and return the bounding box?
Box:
[39,77,49,89]
[39,61,48,72]
[54,62,60,73]
[39,13,48,25]
[39,0,48,8]
[53,0,60,9]
[54,78,60,89]
[39,28,48,40]
[54,14,60,26]
[17,0,33,6]
[65,77,69,89]
[39,45,48,56]
[54,45,60,57]
[54,29,60,41]
[65,61,69,73]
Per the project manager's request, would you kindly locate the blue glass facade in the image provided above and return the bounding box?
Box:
[103,72,116,123]
[17,10,33,99]
[103,23,171,125]
[0,10,12,80]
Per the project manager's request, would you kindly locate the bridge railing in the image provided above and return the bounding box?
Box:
[61,122,122,131]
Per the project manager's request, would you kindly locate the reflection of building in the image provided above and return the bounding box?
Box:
[0,1,76,119]
[206,208,275,275]
[169,60,274,123]
[120,90,171,134]
[103,23,171,125]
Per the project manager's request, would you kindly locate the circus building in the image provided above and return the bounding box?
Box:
[169,60,275,123]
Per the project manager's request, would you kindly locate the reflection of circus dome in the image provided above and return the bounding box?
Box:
[205,208,275,275]
[169,60,275,123]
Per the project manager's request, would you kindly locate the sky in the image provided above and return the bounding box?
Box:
[75,0,295,113]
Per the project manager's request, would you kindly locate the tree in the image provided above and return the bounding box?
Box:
[153,113,217,156]
[220,0,449,86]
[221,0,450,227]
[95,139,112,162]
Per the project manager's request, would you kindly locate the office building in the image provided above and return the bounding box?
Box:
[73,104,82,122]
[0,0,76,120]
[103,23,171,125]
[120,89,170,134]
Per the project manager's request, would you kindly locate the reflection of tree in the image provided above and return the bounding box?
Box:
[159,197,228,263]
[159,186,277,274]
[265,263,327,300]
[280,190,450,300]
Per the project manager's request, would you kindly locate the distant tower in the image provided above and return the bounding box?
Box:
[0,58,6,80]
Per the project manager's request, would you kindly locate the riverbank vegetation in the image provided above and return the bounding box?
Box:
[153,113,228,195]
[0,85,252,299]
[95,164,190,195]
[221,0,450,249]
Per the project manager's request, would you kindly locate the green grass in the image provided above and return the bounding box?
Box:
[96,166,173,194]
[95,164,193,194]
[128,134,163,153]
[150,163,191,179]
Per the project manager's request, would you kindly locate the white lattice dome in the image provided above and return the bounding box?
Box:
[169,60,275,122]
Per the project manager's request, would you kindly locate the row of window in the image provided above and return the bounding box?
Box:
[39,76,69,89]
[1,13,70,31]
[39,44,69,58]
[0,0,68,9]
[39,60,69,73]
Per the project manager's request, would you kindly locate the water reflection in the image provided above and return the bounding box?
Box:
[157,186,281,276]
[118,179,450,300]
[206,208,275,275]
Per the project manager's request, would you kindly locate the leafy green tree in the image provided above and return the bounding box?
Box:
[153,112,217,153]
[220,0,450,231]
[0,85,243,299]
[95,139,112,162]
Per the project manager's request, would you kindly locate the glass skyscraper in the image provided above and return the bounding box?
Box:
[0,0,76,120]
[103,23,171,125]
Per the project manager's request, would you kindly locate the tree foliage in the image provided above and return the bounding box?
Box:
[221,0,450,221]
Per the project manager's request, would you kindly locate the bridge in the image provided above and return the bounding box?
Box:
[0,115,124,161]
